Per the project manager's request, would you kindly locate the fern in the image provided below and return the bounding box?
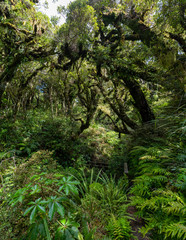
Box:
[154,190,184,203]
[139,154,156,161]
[140,196,170,211]
[175,169,186,196]
[131,189,185,239]
[151,167,170,175]
[140,224,155,238]
[129,136,186,239]
[153,190,185,216]
[129,146,149,158]
[130,182,151,197]
[138,190,185,214]
[164,202,186,216]
[163,223,186,240]
[107,215,132,240]
[130,174,168,197]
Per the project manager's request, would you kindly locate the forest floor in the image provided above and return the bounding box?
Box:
[127,205,150,240]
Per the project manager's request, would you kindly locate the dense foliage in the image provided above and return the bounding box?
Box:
[0,0,185,239]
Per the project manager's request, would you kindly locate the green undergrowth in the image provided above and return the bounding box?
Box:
[0,150,131,240]
[128,110,186,240]
[0,111,121,170]
[0,107,185,239]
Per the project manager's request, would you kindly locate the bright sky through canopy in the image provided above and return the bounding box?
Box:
[38,0,74,24]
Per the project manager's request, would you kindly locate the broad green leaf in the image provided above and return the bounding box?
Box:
[71,222,80,228]
[58,185,64,192]
[54,173,64,178]
[71,226,79,238]
[65,186,69,195]
[59,218,67,225]
[70,186,78,195]
[65,229,74,240]
[35,197,42,203]
[30,206,37,223]
[28,201,36,205]
[48,202,55,220]
[43,218,52,240]
[30,185,41,195]
[40,200,49,205]
[23,206,34,216]
[10,199,19,207]
[55,202,65,217]
[37,205,45,214]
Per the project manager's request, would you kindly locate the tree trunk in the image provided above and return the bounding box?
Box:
[123,77,155,122]
[0,83,6,108]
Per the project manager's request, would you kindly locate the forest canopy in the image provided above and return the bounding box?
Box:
[0,0,185,132]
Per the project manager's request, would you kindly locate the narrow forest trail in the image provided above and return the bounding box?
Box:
[88,160,151,239]
[127,205,150,240]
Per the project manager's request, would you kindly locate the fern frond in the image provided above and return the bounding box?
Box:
[133,174,152,183]
[140,223,154,237]
[164,202,186,216]
[133,174,168,190]
[164,223,186,240]
[130,182,151,197]
[152,167,170,176]
[107,215,132,240]
[153,190,185,203]
[129,146,148,157]
[151,175,168,184]
[139,155,156,163]
[139,165,169,176]
[129,196,146,206]
[140,196,170,211]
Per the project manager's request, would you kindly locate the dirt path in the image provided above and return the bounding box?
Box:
[127,206,150,240]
